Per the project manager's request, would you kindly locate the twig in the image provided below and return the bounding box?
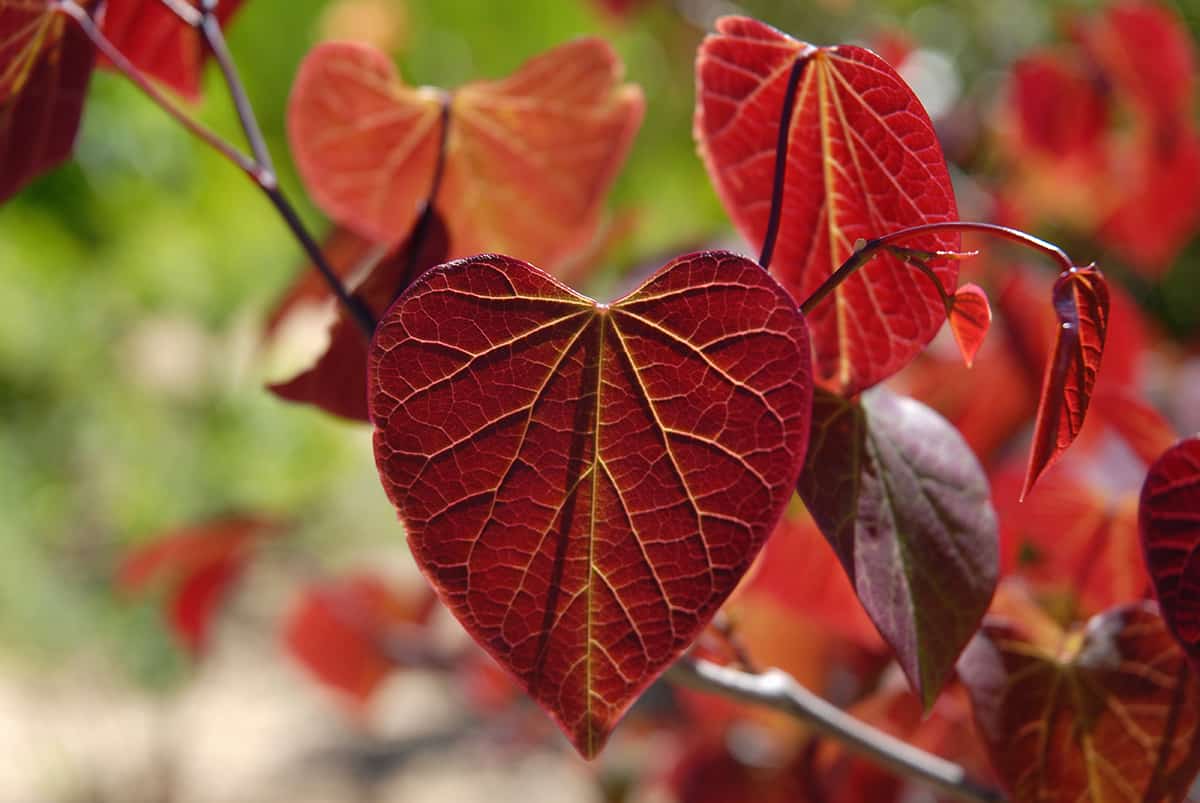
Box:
[667,658,1007,803]
[759,51,813,270]
[59,0,374,336]
[800,221,1077,317]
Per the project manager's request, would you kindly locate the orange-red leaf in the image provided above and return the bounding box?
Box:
[283,573,438,705]
[959,601,1200,803]
[796,387,997,707]
[0,2,97,202]
[695,16,960,395]
[1092,387,1178,468]
[269,212,449,422]
[1140,436,1200,667]
[120,516,275,654]
[99,0,245,99]
[368,251,814,757]
[288,38,643,271]
[1022,265,1109,500]
[948,283,991,368]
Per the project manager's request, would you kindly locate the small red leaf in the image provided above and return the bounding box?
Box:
[0,2,97,202]
[796,387,998,707]
[959,601,1200,803]
[288,38,643,271]
[269,212,449,422]
[368,251,813,757]
[695,16,960,395]
[1140,436,1200,666]
[99,0,245,99]
[284,573,437,705]
[120,516,275,654]
[1022,264,1109,500]
[948,283,991,368]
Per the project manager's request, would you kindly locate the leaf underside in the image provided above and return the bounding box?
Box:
[368,251,813,756]
[695,16,960,395]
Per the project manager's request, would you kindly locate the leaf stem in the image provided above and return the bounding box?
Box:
[668,658,1006,803]
[800,221,1076,317]
[759,52,813,270]
[60,0,374,337]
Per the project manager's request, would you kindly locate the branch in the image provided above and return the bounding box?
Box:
[667,658,1007,803]
[758,50,813,270]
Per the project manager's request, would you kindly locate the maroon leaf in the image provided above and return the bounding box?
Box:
[270,212,449,422]
[1140,436,1200,667]
[99,0,245,99]
[695,16,960,395]
[1022,264,1109,500]
[0,2,98,203]
[368,251,813,757]
[948,283,991,368]
[960,601,1200,803]
[797,386,998,707]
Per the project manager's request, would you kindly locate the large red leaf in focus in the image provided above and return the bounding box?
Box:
[269,212,449,422]
[99,0,245,100]
[0,1,97,203]
[288,38,643,271]
[695,16,960,395]
[796,386,998,707]
[959,601,1200,803]
[1022,265,1109,500]
[284,573,438,706]
[1140,437,1200,667]
[119,516,275,654]
[368,251,813,757]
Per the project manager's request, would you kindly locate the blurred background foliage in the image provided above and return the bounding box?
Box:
[0,0,1197,686]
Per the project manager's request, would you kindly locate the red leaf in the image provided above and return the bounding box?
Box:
[0,2,97,202]
[264,226,381,338]
[1022,264,1109,500]
[959,601,1200,803]
[288,38,643,271]
[284,573,437,705]
[695,16,960,395]
[99,0,245,100]
[948,283,991,368]
[1008,51,1108,161]
[1081,2,1196,129]
[1140,436,1200,666]
[1092,388,1178,467]
[269,212,449,422]
[368,251,813,757]
[796,387,998,707]
[119,516,275,654]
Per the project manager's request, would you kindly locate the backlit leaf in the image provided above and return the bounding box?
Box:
[1007,51,1108,161]
[0,1,97,202]
[1022,265,1109,500]
[959,601,1200,803]
[284,573,438,706]
[288,38,643,271]
[368,251,813,757]
[269,212,449,422]
[797,386,997,707]
[119,516,276,654]
[99,0,245,99]
[695,16,960,395]
[1140,436,1200,666]
[948,283,991,368]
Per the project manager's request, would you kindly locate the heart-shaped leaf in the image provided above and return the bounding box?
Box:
[695,16,960,395]
[1022,264,1109,500]
[797,386,998,707]
[0,2,97,203]
[1140,436,1200,667]
[288,38,643,271]
[959,601,1200,803]
[269,212,449,422]
[99,0,245,99]
[368,251,813,757]
[948,283,991,368]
